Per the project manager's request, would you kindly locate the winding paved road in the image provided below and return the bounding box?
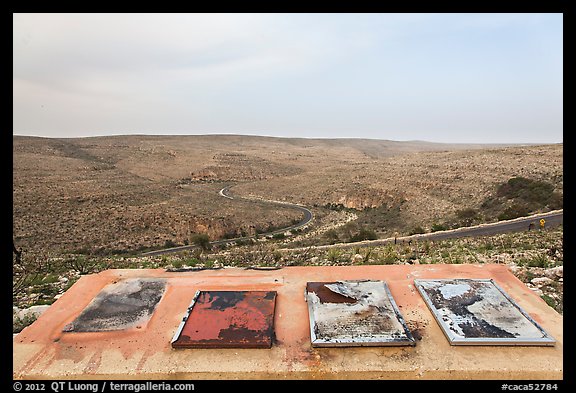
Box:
[142,186,561,256]
[412,210,562,241]
[141,186,314,256]
[306,210,563,251]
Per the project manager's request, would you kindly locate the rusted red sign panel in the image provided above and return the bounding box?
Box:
[171,290,277,349]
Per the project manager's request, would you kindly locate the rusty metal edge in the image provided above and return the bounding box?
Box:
[305,285,320,346]
[414,279,556,346]
[305,280,416,347]
[382,281,416,346]
[171,289,201,347]
[266,291,277,348]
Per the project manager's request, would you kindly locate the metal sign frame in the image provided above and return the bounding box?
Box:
[414,278,556,346]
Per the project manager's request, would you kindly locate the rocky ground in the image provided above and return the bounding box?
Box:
[13,136,562,255]
[13,135,563,333]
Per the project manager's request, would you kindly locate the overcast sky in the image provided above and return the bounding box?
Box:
[13,13,563,143]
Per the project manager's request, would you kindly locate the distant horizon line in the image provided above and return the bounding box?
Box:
[11,132,562,146]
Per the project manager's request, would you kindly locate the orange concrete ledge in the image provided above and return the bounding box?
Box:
[13,264,563,380]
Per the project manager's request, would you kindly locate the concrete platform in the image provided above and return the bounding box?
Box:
[13,264,563,380]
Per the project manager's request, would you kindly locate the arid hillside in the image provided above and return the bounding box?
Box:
[13,135,562,254]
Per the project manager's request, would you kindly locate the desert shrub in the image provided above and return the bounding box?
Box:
[325,203,347,211]
[497,177,554,203]
[185,257,201,266]
[164,239,178,248]
[13,245,65,302]
[546,192,563,209]
[482,177,562,221]
[454,208,481,227]
[324,229,340,244]
[478,241,495,252]
[349,228,378,242]
[540,294,556,309]
[516,254,550,268]
[326,249,342,262]
[379,245,398,264]
[496,176,562,210]
[422,240,431,254]
[64,256,101,275]
[272,233,286,240]
[190,233,211,251]
[13,312,38,333]
[273,250,283,262]
[408,226,426,235]
[431,223,448,232]
[481,196,499,209]
[223,232,238,239]
[498,203,531,220]
[456,208,479,219]
[362,248,374,261]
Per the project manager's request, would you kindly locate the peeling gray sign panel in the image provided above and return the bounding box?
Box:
[414,279,555,346]
[305,280,415,347]
[63,278,166,332]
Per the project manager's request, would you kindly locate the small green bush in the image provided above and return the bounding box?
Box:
[431,223,448,232]
[185,257,201,266]
[516,254,550,268]
[324,229,340,244]
[191,233,211,251]
[540,294,556,309]
[379,245,398,264]
[65,256,100,275]
[326,249,342,262]
[498,203,531,220]
[13,313,38,333]
[273,251,283,262]
[497,177,553,202]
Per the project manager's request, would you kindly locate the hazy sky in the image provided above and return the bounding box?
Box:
[13,13,563,143]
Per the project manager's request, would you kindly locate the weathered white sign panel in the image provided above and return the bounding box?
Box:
[305,280,415,347]
[414,279,555,346]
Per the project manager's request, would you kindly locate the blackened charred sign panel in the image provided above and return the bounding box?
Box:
[171,291,277,349]
[305,280,415,347]
[414,279,555,346]
[64,278,166,332]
